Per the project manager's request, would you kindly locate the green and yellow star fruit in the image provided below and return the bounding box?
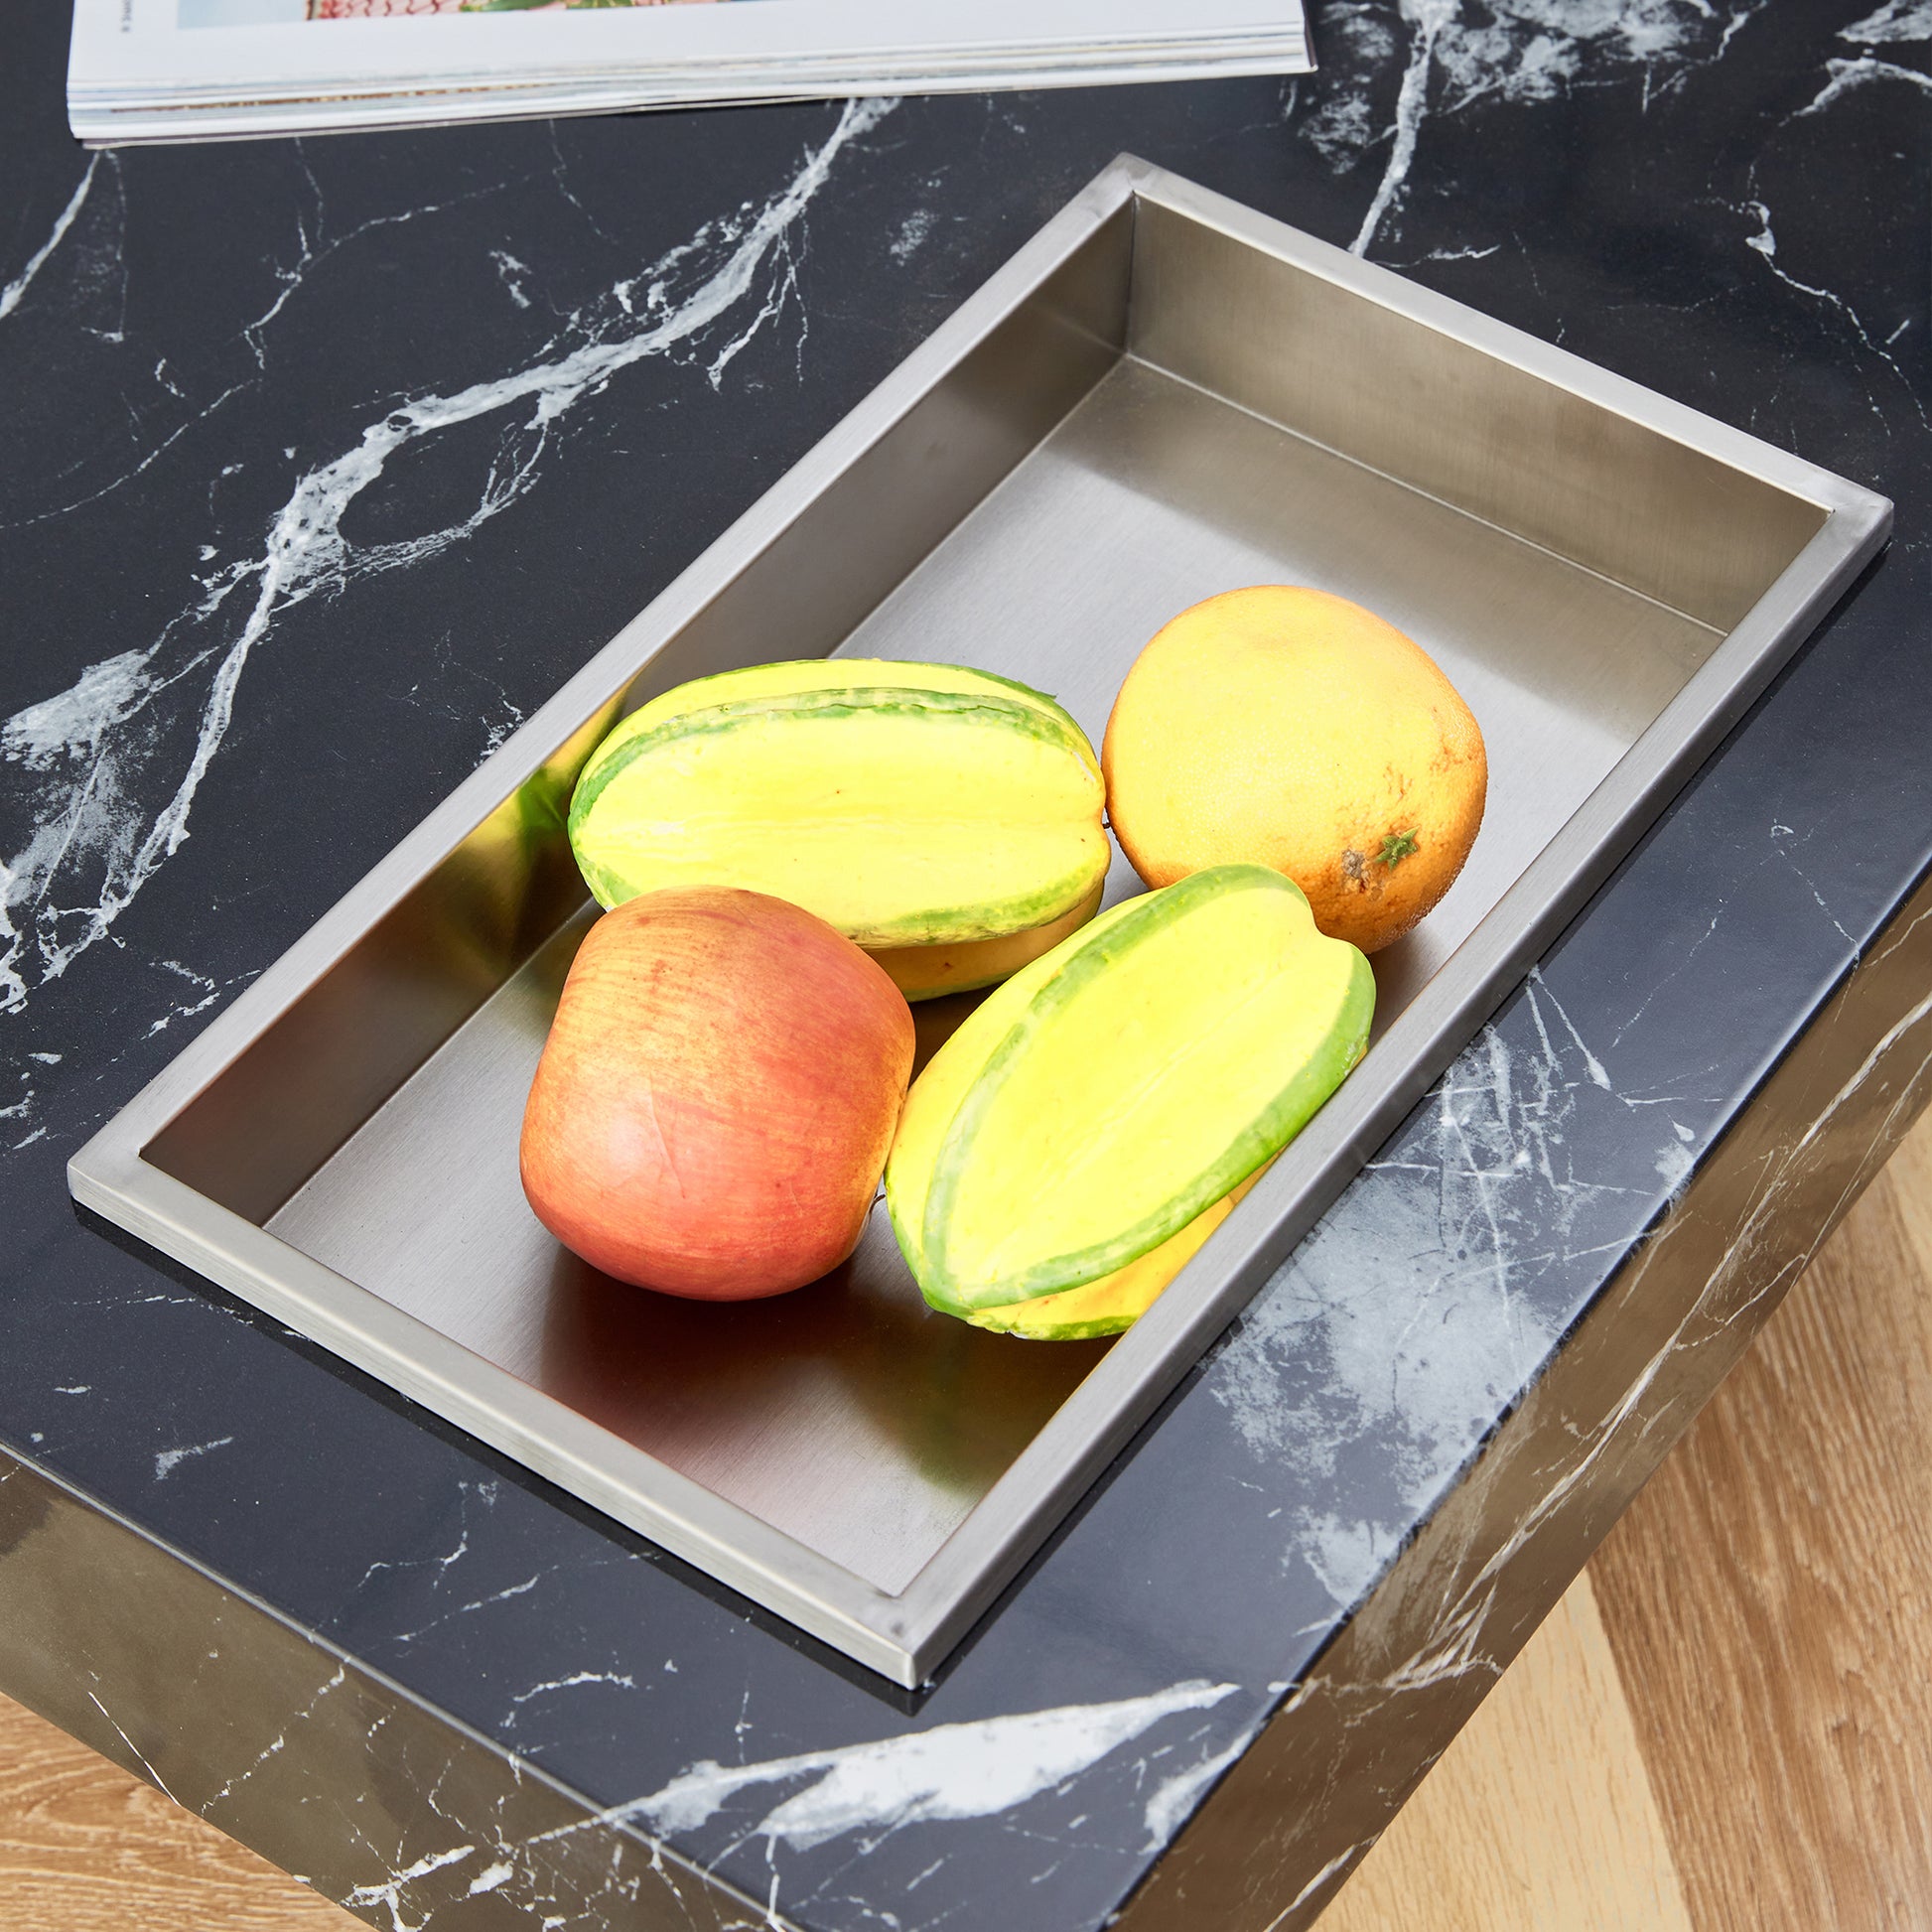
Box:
[568,659,1109,1000]
[887,865,1375,1338]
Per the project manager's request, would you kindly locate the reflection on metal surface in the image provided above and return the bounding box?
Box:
[141,702,614,1227]
[268,917,1106,1596]
[538,1229,1109,1596]
[71,158,1890,1686]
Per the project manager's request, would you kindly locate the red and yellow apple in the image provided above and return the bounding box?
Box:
[520,887,914,1300]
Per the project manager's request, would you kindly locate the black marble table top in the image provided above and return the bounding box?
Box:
[2,2,1928,1928]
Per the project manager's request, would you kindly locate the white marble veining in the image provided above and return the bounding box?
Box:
[85,1685,183,1806]
[1209,973,1673,1608]
[1807,49,1932,105]
[544,1679,1237,1855]
[136,1643,1259,1932]
[0,98,895,1029]
[152,1435,234,1480]
[1162,896,1932,1929]
[1805,0,1932,119]
[0,157,103,325]
[1842,0,1932,41]
[3,9,1927,1932]
[203,1661,350,1814]
[1139,1729,1257,1849]
[1733,193,1924,427]
[1314,0,1761,256]
[344,1843,482,1932]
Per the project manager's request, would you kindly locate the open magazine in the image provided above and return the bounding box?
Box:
[69,0,1311,145]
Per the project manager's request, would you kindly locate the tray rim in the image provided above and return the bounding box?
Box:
[69,155,1892,1688]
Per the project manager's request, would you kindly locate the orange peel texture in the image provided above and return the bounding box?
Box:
[1102,586,1487,954]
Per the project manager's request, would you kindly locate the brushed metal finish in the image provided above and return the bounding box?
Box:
[269,912,1109,1595]
[1129,192,1826,629]
[70,158,1890,1687]
[840,352,1726,1020]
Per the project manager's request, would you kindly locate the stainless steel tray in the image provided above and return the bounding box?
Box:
[69,157,1889,1687]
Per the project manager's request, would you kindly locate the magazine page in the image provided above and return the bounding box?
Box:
[72,0,1309,93]
[69,0,1310,143]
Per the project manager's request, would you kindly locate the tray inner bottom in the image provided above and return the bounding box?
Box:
[269,353,1725,1596]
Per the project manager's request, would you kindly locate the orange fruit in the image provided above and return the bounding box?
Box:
[1102,586,1486,954]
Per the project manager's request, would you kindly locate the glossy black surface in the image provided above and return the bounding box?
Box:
[3,4,1928,1928]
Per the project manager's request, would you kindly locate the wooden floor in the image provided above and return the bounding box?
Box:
[4,1107,1930,1931]
[1327,1104,1932,1932]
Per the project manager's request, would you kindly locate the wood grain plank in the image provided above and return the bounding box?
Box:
[1882,1099,1932,1282]
[1319,1106,1932,1931]
[1318,1572,1694,1932]
[1589,1107,1932,1931]
[0,1690,354,1931]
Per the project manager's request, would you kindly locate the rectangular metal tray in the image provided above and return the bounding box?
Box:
[69,158,1889,1687]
